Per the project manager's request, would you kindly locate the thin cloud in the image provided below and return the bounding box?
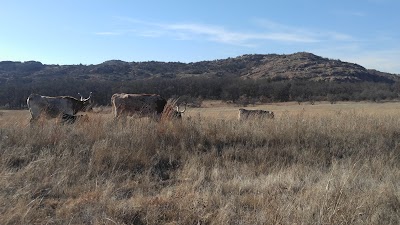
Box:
[164,23,319,44]
[333,10,367,17]
[138,30,165,38]
[255,18,354,42]
[116,18,325,45]
[327,32,354,41]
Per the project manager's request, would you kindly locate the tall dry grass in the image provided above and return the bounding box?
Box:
[1,105,400,224]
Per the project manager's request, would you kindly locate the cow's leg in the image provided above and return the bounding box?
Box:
[62,114,77,124]
[29,117,36,123]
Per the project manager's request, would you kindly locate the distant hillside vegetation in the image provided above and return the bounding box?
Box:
[0,52,398,83]
[0,52,400,108]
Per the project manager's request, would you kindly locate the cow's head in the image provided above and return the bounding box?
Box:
[160,99,186,121]
[78,92,93,111]
[173,104,186,119]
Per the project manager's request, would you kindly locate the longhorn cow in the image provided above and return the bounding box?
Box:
[27,92,92,123]
[238,108,274,121]
[111,93,186,119]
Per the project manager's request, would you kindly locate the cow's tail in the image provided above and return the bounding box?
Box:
[26,94,36,122]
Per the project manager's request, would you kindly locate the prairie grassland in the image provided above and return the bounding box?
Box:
[1,101,400,224]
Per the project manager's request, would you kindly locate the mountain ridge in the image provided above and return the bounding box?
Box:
[0,52,398,83]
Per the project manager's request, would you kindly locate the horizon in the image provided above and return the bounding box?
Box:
[1,0,399,74]
[3,51,399,76]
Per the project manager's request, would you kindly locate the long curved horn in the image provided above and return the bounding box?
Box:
[78,93,84,101]
[84,92,92,101]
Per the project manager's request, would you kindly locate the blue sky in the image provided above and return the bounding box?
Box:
[1,0,399,74]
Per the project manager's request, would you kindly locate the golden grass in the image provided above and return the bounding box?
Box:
[1,102,400,224]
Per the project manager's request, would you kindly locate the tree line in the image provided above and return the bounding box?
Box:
[1,76,400,109]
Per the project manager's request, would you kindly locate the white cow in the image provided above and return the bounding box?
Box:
[27,92,92,123]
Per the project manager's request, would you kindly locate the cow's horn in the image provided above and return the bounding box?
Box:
[78,93,84,101]
[176,104,186,113]
[84,92,92,101]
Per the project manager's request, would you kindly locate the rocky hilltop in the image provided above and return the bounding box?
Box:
[0,52,398,83]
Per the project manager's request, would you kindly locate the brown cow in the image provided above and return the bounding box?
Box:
[111,93,185,119]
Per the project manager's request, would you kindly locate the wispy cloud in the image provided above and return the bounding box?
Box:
[91,17,400,73]
[172,23,321,43]
[108,17,348,46]
[94,18,400,73]
[327,32,354,41]
[254,19,354,42]
[333,10,367,17]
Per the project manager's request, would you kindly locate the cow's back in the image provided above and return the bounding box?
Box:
[27,94,76,120]
[45,97,75,116]
[111,93,167,117]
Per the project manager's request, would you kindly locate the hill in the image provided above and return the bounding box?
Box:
[1,52,400,108]
[0,52,398,83]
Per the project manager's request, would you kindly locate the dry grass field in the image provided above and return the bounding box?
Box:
[1,101,400,224]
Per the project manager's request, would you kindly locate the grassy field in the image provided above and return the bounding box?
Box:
[1,101,400,224]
